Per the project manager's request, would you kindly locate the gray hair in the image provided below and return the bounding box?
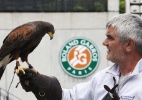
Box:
[106,13,142,54]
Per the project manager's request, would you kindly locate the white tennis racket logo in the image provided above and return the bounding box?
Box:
[69,46,88,68]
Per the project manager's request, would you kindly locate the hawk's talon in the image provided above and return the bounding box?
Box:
[15,66,26,75]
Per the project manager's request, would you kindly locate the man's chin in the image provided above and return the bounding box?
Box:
[106,56,110,60]
[107,57,115,63]
[107,56,113,62]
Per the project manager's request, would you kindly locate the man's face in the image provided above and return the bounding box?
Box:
[102,26,126,63]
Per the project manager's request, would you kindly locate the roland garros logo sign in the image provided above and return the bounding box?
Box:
[59,37,100,78]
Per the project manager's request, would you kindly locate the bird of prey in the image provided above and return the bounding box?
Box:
[0,21,54,80]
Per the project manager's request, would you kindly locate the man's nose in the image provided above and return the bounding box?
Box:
[102,39,108,46]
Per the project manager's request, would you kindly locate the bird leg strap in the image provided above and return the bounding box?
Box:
[17,68,62,100]
[102,77,120,100]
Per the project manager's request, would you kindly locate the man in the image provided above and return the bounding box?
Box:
[16,13,142,100]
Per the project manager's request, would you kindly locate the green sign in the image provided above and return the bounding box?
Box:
[59,37,100,78]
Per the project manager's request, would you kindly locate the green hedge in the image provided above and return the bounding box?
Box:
[119,0,125,13]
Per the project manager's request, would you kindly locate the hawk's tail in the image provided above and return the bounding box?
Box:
[0,55,11,80]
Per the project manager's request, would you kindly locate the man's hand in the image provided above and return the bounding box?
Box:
[16,68,62,100]
[17,68,39,92]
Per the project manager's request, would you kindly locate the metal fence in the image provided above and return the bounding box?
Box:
[0,0,107,12]
[0,88,22,100]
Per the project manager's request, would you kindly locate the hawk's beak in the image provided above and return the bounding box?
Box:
[48,32,54,40]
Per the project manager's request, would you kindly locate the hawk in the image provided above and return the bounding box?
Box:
[0,21,54,80]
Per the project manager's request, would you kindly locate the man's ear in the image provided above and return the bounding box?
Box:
[125,39,135,52]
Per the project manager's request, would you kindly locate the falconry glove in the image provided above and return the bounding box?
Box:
[17,68,62,100]
[102,77,120,100]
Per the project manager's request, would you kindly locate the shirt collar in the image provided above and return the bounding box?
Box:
[132,58,142,75]
[106,64,120,76]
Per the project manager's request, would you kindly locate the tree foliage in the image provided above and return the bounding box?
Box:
[119,0,125,13]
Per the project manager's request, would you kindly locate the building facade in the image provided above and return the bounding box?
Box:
[0,0,119,99]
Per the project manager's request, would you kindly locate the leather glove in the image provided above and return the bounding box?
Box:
[17,68,62,100]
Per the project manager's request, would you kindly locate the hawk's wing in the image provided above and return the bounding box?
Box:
[0,25,34,59]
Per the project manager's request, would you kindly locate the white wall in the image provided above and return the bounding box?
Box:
[0,1,119,99]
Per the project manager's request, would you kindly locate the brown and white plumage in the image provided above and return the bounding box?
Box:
[0,21,54,80]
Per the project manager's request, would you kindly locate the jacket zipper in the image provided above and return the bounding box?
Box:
[118,75,136,92]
